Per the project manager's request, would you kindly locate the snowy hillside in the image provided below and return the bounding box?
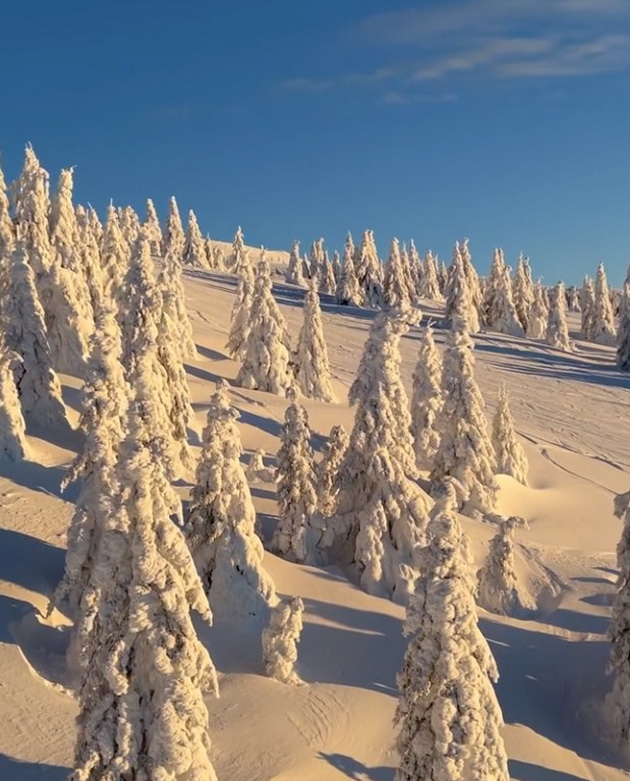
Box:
[1,260,630,780]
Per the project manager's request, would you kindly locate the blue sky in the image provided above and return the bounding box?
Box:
[1,0,629,284]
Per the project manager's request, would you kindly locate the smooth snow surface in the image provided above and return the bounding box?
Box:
[1,267,630,780]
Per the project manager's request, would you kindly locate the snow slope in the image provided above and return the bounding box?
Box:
[1,267,630,780]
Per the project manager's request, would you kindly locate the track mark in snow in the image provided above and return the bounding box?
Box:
[287,688,348,749]
[540,448,617,496]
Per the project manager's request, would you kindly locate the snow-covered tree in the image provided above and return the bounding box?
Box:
[438,260,449,295]
[331,250,342,282]
[460,239,483,327]
[185,380,277,622]
[580,275,596,340]
[482,248,506,327]
[51,308,128,620]
[86,206,103,248]
[512,254,534,331]
[229,226,248,274]
[0,333,29,462]
[71,389,219,781]
[566,285,581,313]
[296,281,336,402]
[308,238,325,282]
[157,248,198,361]
[400,243,417,304]
[143,198,163,257]
[101,203,130,301]
[316,424,349,517]
[477,516,525,616]
[262,596,304,685]
[617,281,630,371]
[545,281,573,352]
[12,144,53,281]
[0,160,14,260]
[444,242,479,333]
[335,244,363,306]
[318,250,337,295]
[492,384,528,485]
[408,240,423,298]
[245,448,276,484]
[271,391,319,563]
[75,204,104,311]
[162,195,185,263]
[183,209,209,268]
[487,264,524,337]
[527,281,549,340]
[593,262,617,345]
[226,257,254,359]
[236,250,295,396]
[395,488,509,781]
[355,230,383,308]
[410,326,442,470]
[285,240,305,286]
[420,250,442,301]
[119,205,141,248]
[4,240,69,430]
[383,238,413,311]
[431,310,498,516]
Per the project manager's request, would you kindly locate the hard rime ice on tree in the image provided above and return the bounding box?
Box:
[230,226,248,274]
[0,161,14,258]
[158,247,198,361]
[296,281,336,402]
[395,486,509,781]
[162,195,185,262]
[316,424,349,519]
[482,248,506,327]
[492,384,528,485]
[318,250,337,295]
[527,281,549,340]
[488,263,524,337]
[308,238,325,282]
[459,238,483,328]
[420,250,442,301]
[355,230,383,309]
[335,243,363,306]
[444,241,479,333]
[581,276,596,340]
[331,250,342,282]
[226,257,254,359]
[0,333,29,462]
[183,209,209,268]
[593,262,617,345]
[545,281,573,352]
[410,326,443,470]
[101,203,130,300]
[143,197,163,257]
[184,380,277,623]
[383,238,413,311]
[262,596,304,685]
[285,240,306,286]
[512,254,534,331]
[477,515,527,616]
[246,448,276,484]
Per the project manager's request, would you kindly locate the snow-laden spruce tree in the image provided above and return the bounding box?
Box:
[438,260,449,294]
[395,485,509,781]
[75,203,104,311]
[593,262,617,345]
[0,160,14,260]
[488,263,524,337]
[308,238,325,282]
[316,424,349,518]
[331,250,342,282]
[420,250,442,301]
[143,198,163,257]
[0,333,29,462]
[183,209,209,268]
[86,206,103,248]
[335,243,363,306]
[230,225,248,274]
[527,281,549,339]
[119,205,141,248]
[460,238,483,326]
[567,285,581,313]
[226,255,254,359]
[617,282,630,371]
[296,280,336,402]
[12,144,53,281]
[318,250,337,295]
[157,248,198,361]
[271,390,319,563]
[101,203,130,301]
[444,242,479,333]
[580,275,596,340]
[431,304,498,516]
[262,596,304,685]
[162,195,186,262]
[477,516,525,616]
[545,281,573,352]
[71,386,219,781]
[482,248,506,327]
[51,308,128,620]
[512,254,534,332]
[400,243,418,304]
[408,240,423,297]
[245,448,276,484]
[355,229,383,308]
[4,240,69,430]
[285,240,305,286]
[383,238,413,311]
[492,384,528,485]
[236,250,295,396]
[185,380,277,623]
[410,326,443,470]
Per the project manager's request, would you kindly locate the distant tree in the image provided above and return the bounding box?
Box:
[395,486,509,781]
[0,159,14,260]
[118,205,141,249]
[492,384,528,485]
[580,275,596,341]
[488,264,523,337]
[445,242,479,333]
[410,326,443,470]
[545,281,573,352]
[12,144,53,281]
[355,230,384,308]
[285,240,305,286]
[408,240,423,298]
[593,263,617,345]
[383,238,413,311]
[296,281,336,402]
[229,226,248,274]
[331,250,342,282]
[245,448,276,484]
[617,279,630,371]
[226,258,254,359]
[157,248,198,361]
[527,281,549,340]
[162,195,185,262]
[566,285,581,313]
[419,250,442,301]
[0,333,29,462]
[262,596,304,685]
[335,244,363,306]
[182,209,208,268]
[512,254,534,331]
[477,516,525,616]
[316,424,349,518]
[459,238,483,327]
[100,204,130,300]
[143,197,163,257]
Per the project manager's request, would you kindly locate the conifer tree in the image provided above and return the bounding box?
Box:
[617,281,630,371]
[383,238,413,311]
[335,245,363,306]
[408,240,423,297]
[236,250,295,396]
[308,238,325,282]
[75,204,104,311]
[119,205,141,248]
[230,226,248,274]
[593,262,617,345]
[0,160,14,261]
[271,391,319,563]
[183,209,208,268]
[512,254,534,331]
[185,380,277,622]
[158,249,198,361]
[477,516,524,616]
[545,281,573,352]
[410,326,443,470]
[331,250,342,282]
[488,264,524,336]
[101,203,130,301]
[492,384,528,485]
[210,240,226,271]
[460,238,483,326]
[431,308,498,516]
[445,242,479,332]
[245,448,276,484]
[262,596,304,685]
[71,388,219,781]
[395,487,509,781]
[0,333,29,462]
[580,275,596,340]
[226,257,254,359]
[143,198,163,257]
[482,248,507,327]
[285,240,305,286]
[162,196,186,263]
[4,240,69,430]
[566,285,581,313]
[355,230,384,308]
[86,206,103,248]
[527,281,549,340]
[296,281,336,402]
[399,242,417,303]
[420,250,442,301]
[316,424,349,518]
[438,260,449,295]
[12,144,53,281]
[318,250,337,295]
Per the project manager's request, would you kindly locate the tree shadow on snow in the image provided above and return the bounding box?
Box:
[0,459,79,503]
[0,594,34,644]
[0,529,65,597]
[508,760,592,780]
[235,408,283,439]
[317,752,394,780]
[194,343,230,362]
[0,755,68,781]
[185,363,224,386]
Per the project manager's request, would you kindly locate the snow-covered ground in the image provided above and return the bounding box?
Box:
[1,266,629,780]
